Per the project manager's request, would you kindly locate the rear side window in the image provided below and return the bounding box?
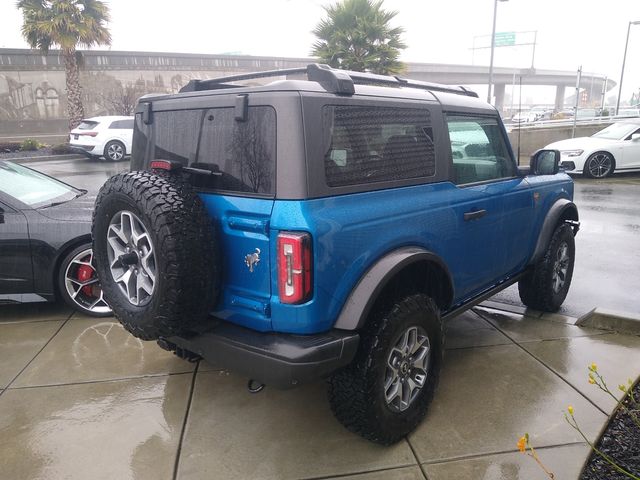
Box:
[322,106,435,187]
[77,120,98,130]
[152,110,201,165]
[109,119,134,129]
[446,115,515,185]
[145,106,276,195]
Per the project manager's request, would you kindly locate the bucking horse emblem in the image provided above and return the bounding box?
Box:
[244,248,261,273]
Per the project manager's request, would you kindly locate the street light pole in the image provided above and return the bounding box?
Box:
[487,0,499,103]
[616,20,640,115]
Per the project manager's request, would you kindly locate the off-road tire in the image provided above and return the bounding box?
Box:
[92,171,220,340]
[156,338,202,363]
[328,293,444,445]
[518,223,575,312]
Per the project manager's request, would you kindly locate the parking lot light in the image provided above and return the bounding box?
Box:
[615,20,640,115]
[487,0,509,104]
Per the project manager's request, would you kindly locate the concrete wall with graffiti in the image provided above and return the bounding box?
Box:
[0,49,310,125]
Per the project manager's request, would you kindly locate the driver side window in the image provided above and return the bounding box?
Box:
[446,115,515,185]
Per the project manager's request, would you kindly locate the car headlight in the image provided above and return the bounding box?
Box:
[561,149,584,157]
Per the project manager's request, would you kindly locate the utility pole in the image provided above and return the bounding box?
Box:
[487,0,508,104]
[616,21,640,115]
[572,66,582,139]
[600,76,608,114]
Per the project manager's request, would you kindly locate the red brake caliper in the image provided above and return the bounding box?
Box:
[77,264,95,296]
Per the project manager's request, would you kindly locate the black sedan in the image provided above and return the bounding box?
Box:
[0,160,110,316]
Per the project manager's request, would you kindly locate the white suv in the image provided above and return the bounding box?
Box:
[69,116,133,161]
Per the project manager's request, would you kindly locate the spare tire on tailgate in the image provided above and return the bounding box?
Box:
[92,170,220,340]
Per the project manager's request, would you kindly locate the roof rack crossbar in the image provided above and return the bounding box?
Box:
[179,63,478,98]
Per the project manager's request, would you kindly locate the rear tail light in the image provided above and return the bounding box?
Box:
[78,131,98,137]
[150,160,182,171]
[277,232,312,304]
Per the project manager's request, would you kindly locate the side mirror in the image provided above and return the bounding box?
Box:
[631,133,640,141]
[529,149,561,175]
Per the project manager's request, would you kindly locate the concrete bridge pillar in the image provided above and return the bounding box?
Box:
[555,85,566,111]
[493,83,506,113]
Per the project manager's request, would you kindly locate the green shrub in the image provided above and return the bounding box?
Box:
[51,143,75,155]
[19,139,42,151]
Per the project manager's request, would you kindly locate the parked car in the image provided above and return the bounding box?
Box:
[511,109,533,124]
[92,64,579,444]
[69,116,133,161]
[529,106,553,121]
[0,160,110,316]
[545,120,640,178]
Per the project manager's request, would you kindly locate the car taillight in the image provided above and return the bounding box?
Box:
[277,232,312,304]
[78,131,98,137]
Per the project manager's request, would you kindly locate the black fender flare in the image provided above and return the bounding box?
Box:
[333,247,454,331]
[530,199,579,265]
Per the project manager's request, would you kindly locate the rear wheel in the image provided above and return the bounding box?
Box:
[104,140,126,162]
[92,171,220,340]
[58,243,111,317]
[328,293,444,445]
[584,151,615,178]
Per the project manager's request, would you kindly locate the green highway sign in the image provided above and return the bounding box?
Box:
[494,31,516,47]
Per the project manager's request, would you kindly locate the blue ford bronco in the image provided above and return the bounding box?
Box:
[92,64,579,444]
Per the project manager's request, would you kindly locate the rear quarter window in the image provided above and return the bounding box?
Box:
[109,119,134,129]
[322,106,436,187]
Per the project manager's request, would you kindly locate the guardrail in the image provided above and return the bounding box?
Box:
[505,114,639,131]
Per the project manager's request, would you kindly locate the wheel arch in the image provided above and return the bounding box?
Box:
[530,199,579,265]
[333,247,454,331]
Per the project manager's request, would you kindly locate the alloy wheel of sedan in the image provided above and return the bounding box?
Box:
[107,210,157,306]
[586,152,613,178]
[64,247,111,315]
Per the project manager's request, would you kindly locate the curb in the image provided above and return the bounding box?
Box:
[479,300,640,335]
[8,154,85,164]
[576,308,640,336]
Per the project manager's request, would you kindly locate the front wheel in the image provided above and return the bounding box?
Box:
[328,293,444,445]
[518,223,575,312]
[583,151,615,179]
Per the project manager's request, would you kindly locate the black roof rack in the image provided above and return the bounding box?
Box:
[179,63,479,98]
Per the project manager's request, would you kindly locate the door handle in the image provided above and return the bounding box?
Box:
[464,209,487,221]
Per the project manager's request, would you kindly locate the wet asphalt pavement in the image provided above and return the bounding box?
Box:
[493,173,640,317]
[19,156,640,319]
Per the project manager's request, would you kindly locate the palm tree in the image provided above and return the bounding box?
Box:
[17,0,111,129]
[311,0,406,75]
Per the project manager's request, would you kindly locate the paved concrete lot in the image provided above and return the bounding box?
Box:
[1,303,639,479]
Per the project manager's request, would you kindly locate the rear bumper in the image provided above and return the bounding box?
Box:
[166,321,359,389]
[69,144,97,154]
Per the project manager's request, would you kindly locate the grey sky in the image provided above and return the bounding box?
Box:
[1,0,639,101]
